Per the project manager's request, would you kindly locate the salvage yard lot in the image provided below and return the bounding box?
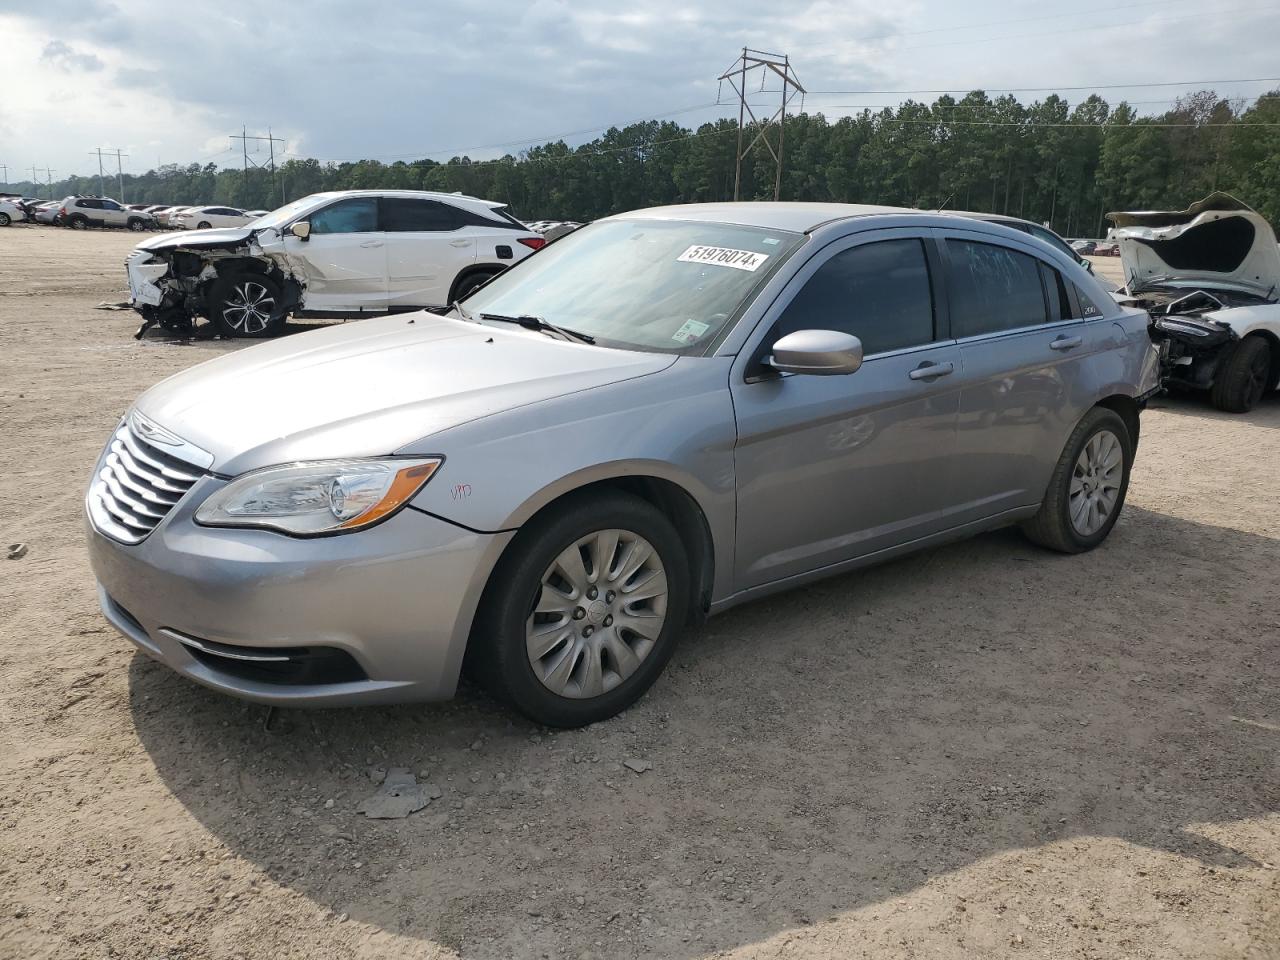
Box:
[1,224,1278,960]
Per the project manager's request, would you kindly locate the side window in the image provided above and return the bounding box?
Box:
[774,238,935,355]
[1075,284,1104,318]
[946,240,1047,337]
[79,199,102,210]
[1039,263,1074,322]
[380,198,462,232]
[308,198,378,234]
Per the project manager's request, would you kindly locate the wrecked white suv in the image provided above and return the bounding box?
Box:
[125,190,546,338]
[1110,193,1280,412]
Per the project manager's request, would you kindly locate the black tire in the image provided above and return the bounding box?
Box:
[470,491,690,727]
[0,212,10,227]
[208,272,287,338]
[68,215,88,230]
[453,269,499,301]
[1021,407,1133,554]
[197,220,212,230]
[127,218,147,231]
[1210,336,1271,413]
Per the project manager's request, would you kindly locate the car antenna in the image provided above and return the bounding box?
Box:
[937,193,954,212]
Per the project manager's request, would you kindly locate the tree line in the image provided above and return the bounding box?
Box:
[10,89,1280,238]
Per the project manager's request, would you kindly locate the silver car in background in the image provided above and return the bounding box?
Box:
[86,203,1160,727]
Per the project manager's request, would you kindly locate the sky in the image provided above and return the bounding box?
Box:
[1,0,1277,188]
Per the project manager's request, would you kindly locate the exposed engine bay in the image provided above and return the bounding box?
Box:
[1107,192,1280,412]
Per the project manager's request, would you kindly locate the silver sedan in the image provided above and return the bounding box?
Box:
[86,202,1160,726]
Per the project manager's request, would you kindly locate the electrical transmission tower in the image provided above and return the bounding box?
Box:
[231,127,286,206]
[91,148,129,201]
[718,48,805,201]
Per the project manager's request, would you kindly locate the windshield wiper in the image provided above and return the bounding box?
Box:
[478,312,595,345]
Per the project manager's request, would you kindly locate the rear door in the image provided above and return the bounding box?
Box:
[380,197,477,307]
[939,231,1094,523]
[282,197,387,311]
[730,231,961,589]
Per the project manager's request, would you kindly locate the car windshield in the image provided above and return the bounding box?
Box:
[460,218,804,353]
[250,196,328,231]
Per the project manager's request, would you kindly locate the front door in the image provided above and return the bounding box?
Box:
[273,196,388,311]
[731,233,961,590]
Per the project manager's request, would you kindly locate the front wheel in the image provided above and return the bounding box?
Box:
[208,273,286,338]
[127,218,147,231]
[1021,407,1133,553]
[0,212,10,227]
[471,492,690,727]
[197,220,212,230]
[1210,336,1271,413]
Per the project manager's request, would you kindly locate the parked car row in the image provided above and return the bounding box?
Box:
[0,195,271,231]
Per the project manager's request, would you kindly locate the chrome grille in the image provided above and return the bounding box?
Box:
[89,422,204,544]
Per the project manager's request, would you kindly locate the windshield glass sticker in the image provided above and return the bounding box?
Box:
[671,319,711,345]
[677,245,770,272]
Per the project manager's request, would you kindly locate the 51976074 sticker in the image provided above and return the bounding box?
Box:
[676,245,770,272]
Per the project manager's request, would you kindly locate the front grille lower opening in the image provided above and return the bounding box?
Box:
[178,636,368,686]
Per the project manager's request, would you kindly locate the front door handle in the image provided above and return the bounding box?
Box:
[908,361,955,381]
[360,240,384,248]
[450,239,472,247]
[1050,335,1083,351]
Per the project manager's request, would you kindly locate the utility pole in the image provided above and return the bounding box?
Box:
[0,164,7,189]
[717,48,805,201]
[230,127,286,206]
[91,147,106,196]
[43,168,56,201]
[112,149,128,203]
[30,165,41,199]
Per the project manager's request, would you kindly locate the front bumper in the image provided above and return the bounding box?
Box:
[87,477,513,706]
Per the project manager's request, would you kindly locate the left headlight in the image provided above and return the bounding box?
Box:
[195,458,442,536]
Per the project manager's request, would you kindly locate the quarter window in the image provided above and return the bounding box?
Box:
[946,240,1047,337]
[308,198,378,234]
[1076,285,1104,318]
[775,239,936,355]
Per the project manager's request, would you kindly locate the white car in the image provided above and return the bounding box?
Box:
[58,196,155,231]
[1111,192,1280,412]
[175,205,253,230]
[33,201,62,224]
[126,190,547,337]
[244,209,269,220]
[0,198,23,226]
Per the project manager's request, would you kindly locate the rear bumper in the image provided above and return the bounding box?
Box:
[87,484,513,707]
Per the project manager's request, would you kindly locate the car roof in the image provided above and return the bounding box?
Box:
[611,201,915,233]
[303,189,507,211]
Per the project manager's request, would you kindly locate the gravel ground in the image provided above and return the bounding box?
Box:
[1,226,1278,960]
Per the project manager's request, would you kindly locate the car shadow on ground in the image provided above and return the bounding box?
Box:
[127,504,1279,958]
[1145,388,1280,428]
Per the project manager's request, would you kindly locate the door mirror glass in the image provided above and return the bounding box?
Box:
[290,221,311,240]
[768,329,863,376]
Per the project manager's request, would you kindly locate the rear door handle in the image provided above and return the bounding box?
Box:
[450,239,472,247]
[1050,335,1083,351]
[360,240,383,248]
[908,361,955,381]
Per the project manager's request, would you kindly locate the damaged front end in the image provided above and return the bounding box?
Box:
[125,228,300,339]
[1128,290,1244,391]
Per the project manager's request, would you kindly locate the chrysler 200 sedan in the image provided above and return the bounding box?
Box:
[86,203,1161,727]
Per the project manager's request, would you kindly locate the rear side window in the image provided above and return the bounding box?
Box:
[309,198,378,234]
[946,240,1047,337]
[380,198,461,232]
[775,239,935,355]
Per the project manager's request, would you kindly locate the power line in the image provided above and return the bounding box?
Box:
[804,76,1280,96]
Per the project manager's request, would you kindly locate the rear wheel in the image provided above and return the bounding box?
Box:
[1210,336,1271,413]
[471,492,690,727]
[0,212,10,227]
[208,273,286,338]
[1021,407,1133,554]
[453,269,499,301]
[68,215,88,230]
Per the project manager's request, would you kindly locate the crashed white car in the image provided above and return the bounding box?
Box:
[125,190,545,338]
[1110,193,1280,412]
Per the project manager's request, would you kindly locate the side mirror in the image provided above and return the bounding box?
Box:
[767,329,864,376]
[290,221,311,241]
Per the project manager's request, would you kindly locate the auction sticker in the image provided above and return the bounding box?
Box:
[671,319,711,345]
[677,245,770,272]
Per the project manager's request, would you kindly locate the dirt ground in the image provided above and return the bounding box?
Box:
[1,225,1278,960]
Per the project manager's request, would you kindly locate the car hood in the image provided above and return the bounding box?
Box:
[134,226,259,252]
[133,313,676,475]
[1107,192,1280,298]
